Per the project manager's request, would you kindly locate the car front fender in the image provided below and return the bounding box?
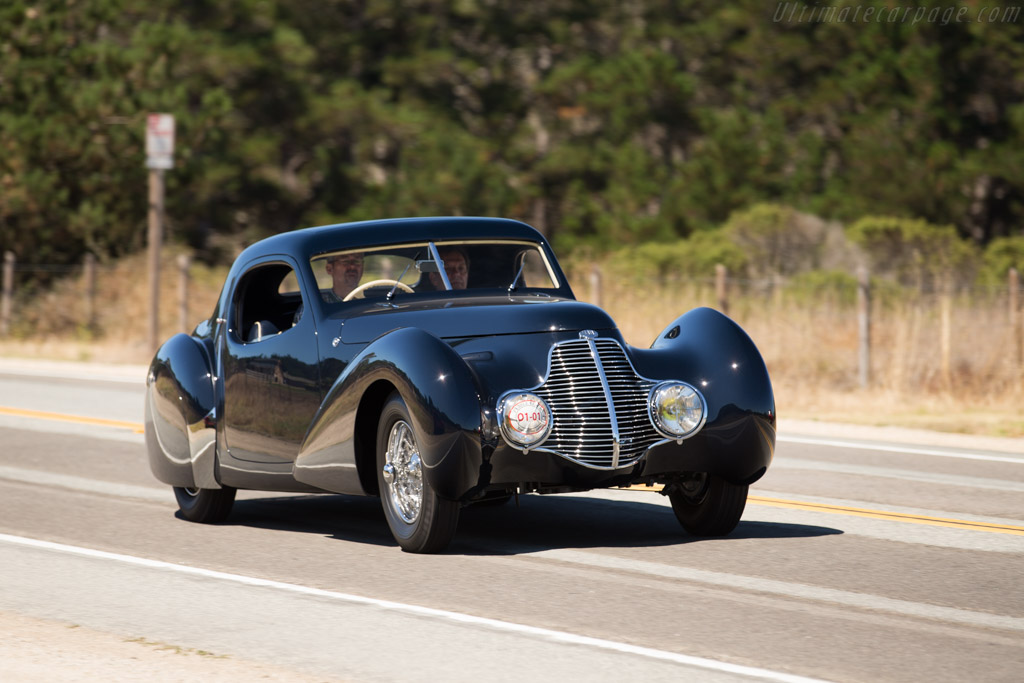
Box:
[631,307,776,484]
[294,327,483,499]
[144,333,221,489]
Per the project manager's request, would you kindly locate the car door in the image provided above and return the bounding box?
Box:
[220,257,322,465]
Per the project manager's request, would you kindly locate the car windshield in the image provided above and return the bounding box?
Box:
[310,240,559,304]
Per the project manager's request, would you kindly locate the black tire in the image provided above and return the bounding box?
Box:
[376,393,459,553]
[668,473,747,536]
[173,485,237,524]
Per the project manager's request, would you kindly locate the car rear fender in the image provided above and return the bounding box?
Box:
[294,327,483,499]
[632,307,776,483]
[144,333,220,489]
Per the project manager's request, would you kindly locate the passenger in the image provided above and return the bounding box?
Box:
[428,247,469,290]
[322,252,364,302]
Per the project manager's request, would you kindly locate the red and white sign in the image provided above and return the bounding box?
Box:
[145,113,175,169]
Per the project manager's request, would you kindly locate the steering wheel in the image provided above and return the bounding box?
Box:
[343,279,415,302]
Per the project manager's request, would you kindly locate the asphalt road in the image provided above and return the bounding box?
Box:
[0,362,1022,682]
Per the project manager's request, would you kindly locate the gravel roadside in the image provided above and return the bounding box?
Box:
[0,611,340,682]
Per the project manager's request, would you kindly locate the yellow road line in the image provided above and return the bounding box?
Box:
[621,485,1024,536]
[6,404,1023,536]
[749,496,1024,535]
[0,406,145,434]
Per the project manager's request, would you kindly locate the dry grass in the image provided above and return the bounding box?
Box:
[2,249,226,364]
[573,267,1024,438]
[2,254,1022,438]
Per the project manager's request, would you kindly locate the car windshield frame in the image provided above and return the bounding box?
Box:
[309,239,564,309]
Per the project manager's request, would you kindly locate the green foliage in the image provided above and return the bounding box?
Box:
[847,216,979,289]
[605,230,747,283]
[1,0,1022,275]
[723,203,842,278]
[978,236,1024,288]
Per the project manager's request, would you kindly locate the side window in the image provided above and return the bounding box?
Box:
[232,263,305,343]
[279,270,301,295]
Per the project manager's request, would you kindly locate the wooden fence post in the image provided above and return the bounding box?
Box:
[772,272,784,309]
[1011,268,1021,369]
[715,264,729,315]
[1,251,14,337]
[83,253,97,331]
[857,266,871,388]
[177,253,191,333]
[589,264,602,309]
[939,279,952,390]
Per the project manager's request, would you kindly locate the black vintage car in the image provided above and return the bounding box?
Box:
[145,217,775,552]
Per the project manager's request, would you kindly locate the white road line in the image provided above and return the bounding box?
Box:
[0,465,167,502]
[0,367,145,385]
[778,435,1024,464]
[0,533,827,683]
[517,548,1024,632]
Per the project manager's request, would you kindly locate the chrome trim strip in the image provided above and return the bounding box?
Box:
[582,333,621,467]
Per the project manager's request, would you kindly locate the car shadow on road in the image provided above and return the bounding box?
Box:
[454,494,843,555]
[220,491,842,554]
[210,493,398,548]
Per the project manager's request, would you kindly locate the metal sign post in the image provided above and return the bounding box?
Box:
[146,114,174,352]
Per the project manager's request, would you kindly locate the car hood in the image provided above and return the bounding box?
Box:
[336,295,616,344]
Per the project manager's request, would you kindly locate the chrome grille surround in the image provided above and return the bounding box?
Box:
[507,334,666,470]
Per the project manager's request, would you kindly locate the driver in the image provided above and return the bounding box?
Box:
[323,252,364,302]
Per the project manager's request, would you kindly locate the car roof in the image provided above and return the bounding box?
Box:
[236,217,548,263]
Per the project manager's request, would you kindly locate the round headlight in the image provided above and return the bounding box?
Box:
[497,392,552,451]
[649,382,706,439]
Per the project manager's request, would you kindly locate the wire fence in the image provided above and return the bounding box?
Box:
[2,251,1022,398]
[0,251,218,346]
[573,262,1024,398]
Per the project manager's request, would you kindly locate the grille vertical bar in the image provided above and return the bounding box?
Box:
[532,337,661,469]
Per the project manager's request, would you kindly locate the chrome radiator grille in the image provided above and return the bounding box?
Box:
[533,338,661,469]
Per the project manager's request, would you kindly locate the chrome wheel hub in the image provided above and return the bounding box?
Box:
[383,420,423,524]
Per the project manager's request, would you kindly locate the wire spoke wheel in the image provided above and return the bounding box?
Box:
[382,420,423,524]
[376,393,459,553]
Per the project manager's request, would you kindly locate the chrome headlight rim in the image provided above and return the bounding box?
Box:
[496,391,552,452]
[648,381,707,441]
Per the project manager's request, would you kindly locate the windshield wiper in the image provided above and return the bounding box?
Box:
[386,255,417,302]
[508,259,526,293]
